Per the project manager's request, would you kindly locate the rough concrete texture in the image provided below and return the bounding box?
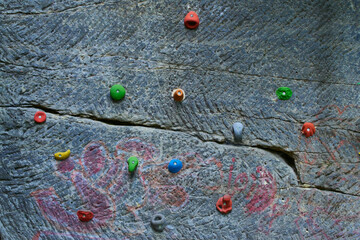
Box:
[0,0,359,239]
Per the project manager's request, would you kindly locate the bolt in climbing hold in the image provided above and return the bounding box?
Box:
[110,84,126,101]
[301,122,315,137]
[216,194,232,214]
[172,88,185,102]
[127,156,139,172]
[54,150,71,160]
[184,11,199,29]
[151,213,166,232]
[168,159,183,173]
[77,210,94,222]
[233,122,244,140]
[276,87,292,100]
[34,111,46,123]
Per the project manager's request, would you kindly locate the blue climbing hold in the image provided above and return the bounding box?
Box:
[168,159,183,173]
[233,122,244,140]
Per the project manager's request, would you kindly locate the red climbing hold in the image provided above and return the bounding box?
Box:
[34,111,46,123]
[216,194,232,214]
[301,122,316,137]
[184,11,199,29]
[77,210,94,222]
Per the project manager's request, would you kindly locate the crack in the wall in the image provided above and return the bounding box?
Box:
[2,104,358,198]
[294,185,360,198]
[253,145,301,184]
[17,103,176,132]
[2,104,225,144]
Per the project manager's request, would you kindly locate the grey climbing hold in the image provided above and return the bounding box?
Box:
[233,122,244,140]
[151,213,166,232]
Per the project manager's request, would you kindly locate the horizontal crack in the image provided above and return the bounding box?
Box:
[2,104,359,198]
[2,104,231,145]
[294,184,360,198]
[13,103,186,133]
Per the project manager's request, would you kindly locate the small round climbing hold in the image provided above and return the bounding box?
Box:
[184,11,199,29]
[168,159,183,173]
[151,213,166,232]
[54,149,71,161]
[216,194,232,214]
[34,111,46,123]
[172,88,185,102]
[276,87,292,100]
[77,210,94,222]
[301,122,316,138]
[127,156,139,172]
[110,84,126,101]
[233,122,244,140]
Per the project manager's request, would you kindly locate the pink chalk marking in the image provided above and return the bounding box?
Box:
[315,105,358,124]
[80,141,108,177]
[57,157,75,173]
[294,189,360,240]
[71,171,114,224]
[297,130,360,178]
[147,185,189,210]
[314,104,360,127]
[30,188,98,231]
[176,152,205,170]
[96,160,120,188]
[259,198,290,234]
[106,157,129,199]
[202,157,224,191]
[233,173,248,193]
[115,138,159,162]
[36,138,232,237]
[298,104,360,179]
[227,158,236,190]
[245,166,277,213]
[32,230,122,240]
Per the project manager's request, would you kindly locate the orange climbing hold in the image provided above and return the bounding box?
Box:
[301,122,316,137]
[184,11,199,29]
[172,88,185,102]
[216,194,232,214]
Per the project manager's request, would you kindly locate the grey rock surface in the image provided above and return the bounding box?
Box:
[0,0,359,239]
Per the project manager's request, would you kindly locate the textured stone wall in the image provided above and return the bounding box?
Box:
[0,0,359,239]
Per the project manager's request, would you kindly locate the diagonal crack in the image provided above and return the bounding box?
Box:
[252,144,301,184]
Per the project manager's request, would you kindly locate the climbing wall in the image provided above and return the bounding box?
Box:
[0,0,359,239]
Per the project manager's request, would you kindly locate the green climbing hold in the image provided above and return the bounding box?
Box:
[110,84,126,101]
[127,156,139,172]
[276,87,292,100]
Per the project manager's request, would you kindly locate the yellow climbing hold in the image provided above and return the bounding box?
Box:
[54,149,71,160]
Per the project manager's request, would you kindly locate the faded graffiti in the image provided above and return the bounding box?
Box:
[31,138,191,237]
[295,104,360,238]
[31,137,283,237]
[297,105,360,189]
[294,189,360,240]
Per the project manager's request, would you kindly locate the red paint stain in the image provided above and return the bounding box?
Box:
[246,166,277,213]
